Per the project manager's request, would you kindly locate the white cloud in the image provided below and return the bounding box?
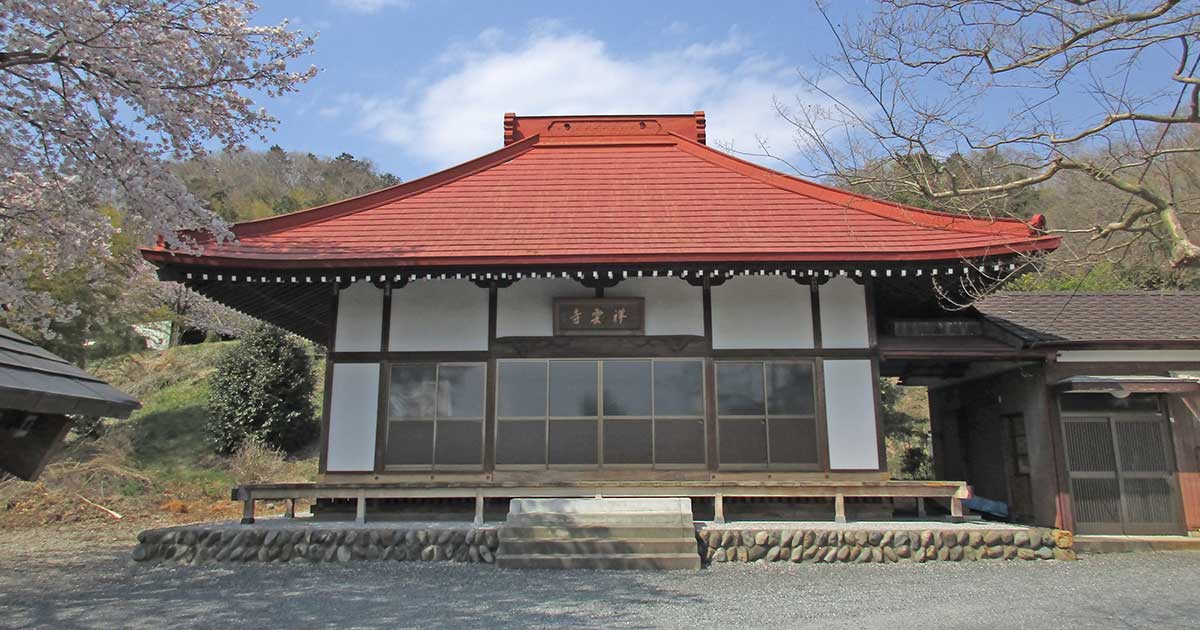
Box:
[349,28,827,169]
[664,21,691,36]
[330,0,409,14]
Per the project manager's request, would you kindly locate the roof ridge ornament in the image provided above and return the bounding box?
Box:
[503,112,517,146]
[505,112,707,144]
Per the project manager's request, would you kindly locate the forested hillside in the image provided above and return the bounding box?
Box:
[173,147,399,222]
[834,137,1200,292]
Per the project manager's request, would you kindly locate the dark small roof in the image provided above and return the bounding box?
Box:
[978,291,1200,346]
[1055,375,1200,394]
[0,327,140,418]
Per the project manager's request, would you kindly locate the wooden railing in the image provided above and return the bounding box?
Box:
[232,480,971,526]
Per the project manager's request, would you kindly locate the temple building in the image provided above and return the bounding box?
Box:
[141,113,1199,535]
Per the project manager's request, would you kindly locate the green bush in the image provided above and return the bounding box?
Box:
[206,325,317,455]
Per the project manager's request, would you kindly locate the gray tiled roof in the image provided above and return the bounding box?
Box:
[977,291,1200,345]
[0,326,140,418]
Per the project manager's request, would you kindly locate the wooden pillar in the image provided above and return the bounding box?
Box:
[702,279,719,473]
[355,493,367,524]
[241,499,255,525]
[950,496,964,523]
[917,497,926,518]
[474,492,485,526]
[834,493,846,523]
[713,493,725,524]
[373,283,393,473]
[284,498,296,519]
[483,285,498,474]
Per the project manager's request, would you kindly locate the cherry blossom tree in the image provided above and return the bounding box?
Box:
[1,1,316,331]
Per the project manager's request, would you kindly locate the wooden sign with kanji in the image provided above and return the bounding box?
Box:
[553,298,645,335]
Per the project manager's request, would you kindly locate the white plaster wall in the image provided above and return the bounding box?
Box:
[325,363,379,472]
[334,281,383,352]
[496,278,594,337]
[606,277,704,336]
[818,276,870,348]
[390,280,489,351]
[823,359,881,470]
[711,275,814,349]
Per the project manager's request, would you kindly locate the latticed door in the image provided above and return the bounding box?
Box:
[1061,399,1181,535]
[1113,417,1178,534]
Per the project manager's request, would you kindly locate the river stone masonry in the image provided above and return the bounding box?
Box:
[695,526,1076,564]
[132,525,500,565]
[133,523,1076,566]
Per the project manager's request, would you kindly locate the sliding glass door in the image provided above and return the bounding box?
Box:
[384,362,485,470]
[495,358,706,469]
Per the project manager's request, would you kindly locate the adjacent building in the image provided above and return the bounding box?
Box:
[0,326,140,480]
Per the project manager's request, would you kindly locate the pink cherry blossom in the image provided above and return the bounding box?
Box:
[1,1,317,331]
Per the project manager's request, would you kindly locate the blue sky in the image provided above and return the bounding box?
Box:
[250,0,865,180]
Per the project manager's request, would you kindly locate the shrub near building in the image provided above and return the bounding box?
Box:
[207,325,318,455]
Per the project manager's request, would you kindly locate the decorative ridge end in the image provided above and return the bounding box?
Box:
[694,110,706,145]
[503,112,517,145]
[1030,213,1047,234]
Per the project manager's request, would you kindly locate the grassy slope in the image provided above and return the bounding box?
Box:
[96,341,324,493]
[92,342,238,499]
[884,384,933,479]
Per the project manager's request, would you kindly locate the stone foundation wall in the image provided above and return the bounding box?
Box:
[133,523,1076,566]
[696,527,1076,564]
[132,526,500,565]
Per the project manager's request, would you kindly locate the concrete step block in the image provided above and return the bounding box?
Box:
[499,525,698,541]
[504,513,694,527]
[500,537,700,555]
[496,552,702,571]
[1074,535,1200,554]
[508,497,694,517]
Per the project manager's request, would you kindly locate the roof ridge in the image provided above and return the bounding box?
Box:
[666,132,1049,239]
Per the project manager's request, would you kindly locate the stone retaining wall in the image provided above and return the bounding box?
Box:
[132,526,500,565]
[133,523,1076,566]
[696,527,1076,564]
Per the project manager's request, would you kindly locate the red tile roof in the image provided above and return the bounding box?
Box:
[143,113,1059,270]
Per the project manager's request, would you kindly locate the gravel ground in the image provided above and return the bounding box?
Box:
[0,533,1197,630]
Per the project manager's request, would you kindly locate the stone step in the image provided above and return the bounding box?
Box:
[497,498,700,570]
[506,498,694,525]
[504,512,693,527]
[509,497,693,515]
[500,525,698,541]
[496,552,702,571]
[500,537,700,556]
